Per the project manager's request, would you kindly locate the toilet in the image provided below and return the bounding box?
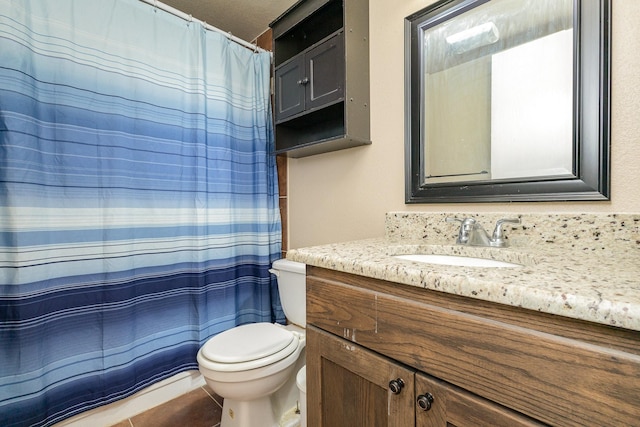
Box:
[197,259,306,427]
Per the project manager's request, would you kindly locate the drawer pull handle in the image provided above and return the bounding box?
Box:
[388,378,405,394]
[417,392,434,411]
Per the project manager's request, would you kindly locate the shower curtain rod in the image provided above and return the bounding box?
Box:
[139,0,271,56]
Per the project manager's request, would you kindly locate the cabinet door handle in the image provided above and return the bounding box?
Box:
[388,378,405,394]
[297,77,310,85]
[417,392,434,411]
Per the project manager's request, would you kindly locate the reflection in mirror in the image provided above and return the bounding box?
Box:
[405,0,611,203]
[424,0,573,183]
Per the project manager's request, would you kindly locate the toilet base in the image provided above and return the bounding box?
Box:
[220,396,277,427]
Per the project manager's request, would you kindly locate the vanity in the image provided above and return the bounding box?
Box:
[287,213,640,427]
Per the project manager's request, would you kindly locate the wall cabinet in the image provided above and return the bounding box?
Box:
[270,0,370,158]
[305,266,640,426]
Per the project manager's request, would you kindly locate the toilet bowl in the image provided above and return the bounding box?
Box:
[197,259,306,427]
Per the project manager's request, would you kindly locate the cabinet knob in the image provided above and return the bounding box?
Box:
[388,378,405,394]
[297,77,310,85]
[416,392,434,411]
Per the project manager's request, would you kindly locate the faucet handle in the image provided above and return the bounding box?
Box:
[446,217,476,226]
[491,218,521,246]
[445,216,462,224]
[446,217,476,244]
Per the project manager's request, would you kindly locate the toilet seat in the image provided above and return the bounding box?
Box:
[200,323,299,372]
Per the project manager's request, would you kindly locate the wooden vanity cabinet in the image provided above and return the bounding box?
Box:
[305,266,640,427]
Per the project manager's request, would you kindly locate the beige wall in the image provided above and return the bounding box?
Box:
[287,0,640,249]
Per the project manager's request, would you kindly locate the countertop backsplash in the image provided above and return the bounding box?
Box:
[385,212,640,251]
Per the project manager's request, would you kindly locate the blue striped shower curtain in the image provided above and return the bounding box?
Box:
[0,0,283,425]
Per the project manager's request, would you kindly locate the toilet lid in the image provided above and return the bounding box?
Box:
[201,323,295,364]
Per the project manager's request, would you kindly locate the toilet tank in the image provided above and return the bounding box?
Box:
[270,259,306,326]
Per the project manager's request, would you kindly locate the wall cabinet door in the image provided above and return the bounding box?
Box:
[305,32,344,111]
[275,55,305,120]
[306,326,415,427]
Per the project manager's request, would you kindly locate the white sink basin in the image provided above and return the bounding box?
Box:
[393,254,521,268]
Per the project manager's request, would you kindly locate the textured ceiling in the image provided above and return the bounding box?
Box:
[160,0,298,42]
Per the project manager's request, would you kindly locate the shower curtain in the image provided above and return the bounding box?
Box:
[0,1,283,426]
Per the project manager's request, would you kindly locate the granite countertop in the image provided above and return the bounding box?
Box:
[286,213,640,332]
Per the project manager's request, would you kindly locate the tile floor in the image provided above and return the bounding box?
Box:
[109,385,223,427]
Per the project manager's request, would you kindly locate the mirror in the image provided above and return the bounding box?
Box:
[405,0,611,203]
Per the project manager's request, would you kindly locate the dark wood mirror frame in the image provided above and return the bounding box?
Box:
[405,0,611,203]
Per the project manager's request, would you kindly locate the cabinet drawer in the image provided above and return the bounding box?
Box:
[307,271,640,426]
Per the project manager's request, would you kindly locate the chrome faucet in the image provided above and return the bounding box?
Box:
[446,217,521,248]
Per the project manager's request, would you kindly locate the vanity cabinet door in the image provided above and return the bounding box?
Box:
[306,326,416,427]
[415,373,545,427]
